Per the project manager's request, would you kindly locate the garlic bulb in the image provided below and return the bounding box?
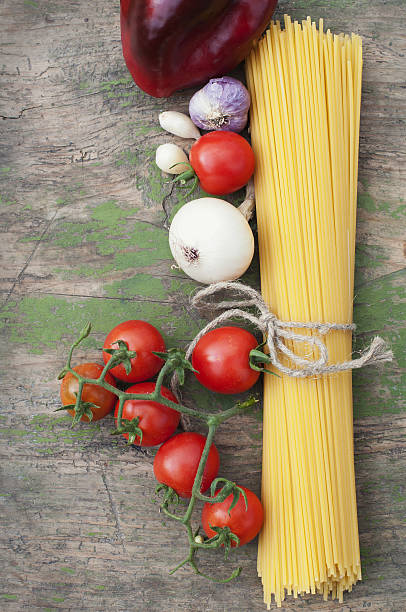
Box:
[189,77,250,133]
[159,111,200,140]
[155,143,189,174]
[169,198,254,284]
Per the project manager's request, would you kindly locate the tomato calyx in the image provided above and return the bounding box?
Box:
[152,347,197,386]
[206,525,240,559]
[208,477,248,516]
[155,483,181,511]
[103,339,137,376]
[55,398,99,425]
[111,416,144,445]
[249,339,280,376]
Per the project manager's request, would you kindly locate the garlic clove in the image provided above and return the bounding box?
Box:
[159,111,201,140]
[155,143,190,174]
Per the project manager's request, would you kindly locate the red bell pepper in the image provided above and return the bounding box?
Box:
[120,0,278,98]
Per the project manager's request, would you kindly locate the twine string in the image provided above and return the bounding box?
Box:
[171,281,392,396]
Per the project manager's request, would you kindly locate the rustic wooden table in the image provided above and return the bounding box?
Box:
[1,1,405,610]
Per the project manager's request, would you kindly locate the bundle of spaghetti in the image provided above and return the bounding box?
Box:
[245,16,362,607]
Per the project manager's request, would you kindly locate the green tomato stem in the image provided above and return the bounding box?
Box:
[161,505,184,523]
[115,395,126,430]
[97,357,117,383]
[182,423,217,525]
[208,396,259,425]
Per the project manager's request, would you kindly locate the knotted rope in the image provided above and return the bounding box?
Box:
[172,281,392,394]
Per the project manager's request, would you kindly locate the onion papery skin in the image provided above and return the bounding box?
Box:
[168,198,254,284]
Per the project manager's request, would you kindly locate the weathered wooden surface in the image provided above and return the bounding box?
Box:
[0,0,405,610]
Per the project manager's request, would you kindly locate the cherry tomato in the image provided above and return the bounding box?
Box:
[103,320,165,383]
[153,432,220,498]
[191,326,260,394]
[202,485,264,547]
[114,382,180,447]
[60,363,117,422]
[189,131,255,195]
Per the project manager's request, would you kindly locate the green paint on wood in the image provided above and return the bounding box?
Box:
[355,243,387,271]
[96,75,150,106]
[128,123,163,137]
[138,156,168,206]
[0,415,104,454]
[0,594,18,600]
[353,268,405,418]
[100,77,133,90]
[357,191,405,220]
[52,598,65,603]
[60,567,75,574]
[115,150,138,167]
[392,485,406,503]
[50,182,88,210]
[116,146,168,208]
[360,546,384,567]
[36,199,172,278]
[0,428,28,437]
[31,414,71,426]
[354,270,404,341]
[20,236,42,243]
[105,274,167,300]
[0,193,16,207]
[0,281,207,354]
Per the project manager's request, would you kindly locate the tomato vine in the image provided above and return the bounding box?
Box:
[57,322,259,582]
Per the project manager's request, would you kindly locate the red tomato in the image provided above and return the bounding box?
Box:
[153,432,220,498]
[202,485,264,547]
[114,382,180,447]
[189,131,255,195]
[103,320,165,383]
[192,326,260,394]
[60,363,117,422]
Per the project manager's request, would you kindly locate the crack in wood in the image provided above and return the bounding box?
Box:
[1,106,39,120]
[354,266,406,290]
[20,291,174,304]
[101,470,126,553]
[0,209,60,310]
[36,66,58,79]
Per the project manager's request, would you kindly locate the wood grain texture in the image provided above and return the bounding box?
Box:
[0,0,405,610]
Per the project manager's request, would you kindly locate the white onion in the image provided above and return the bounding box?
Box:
[168,198,254,284]
[155,143,189,174]
[159,111,200,140]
